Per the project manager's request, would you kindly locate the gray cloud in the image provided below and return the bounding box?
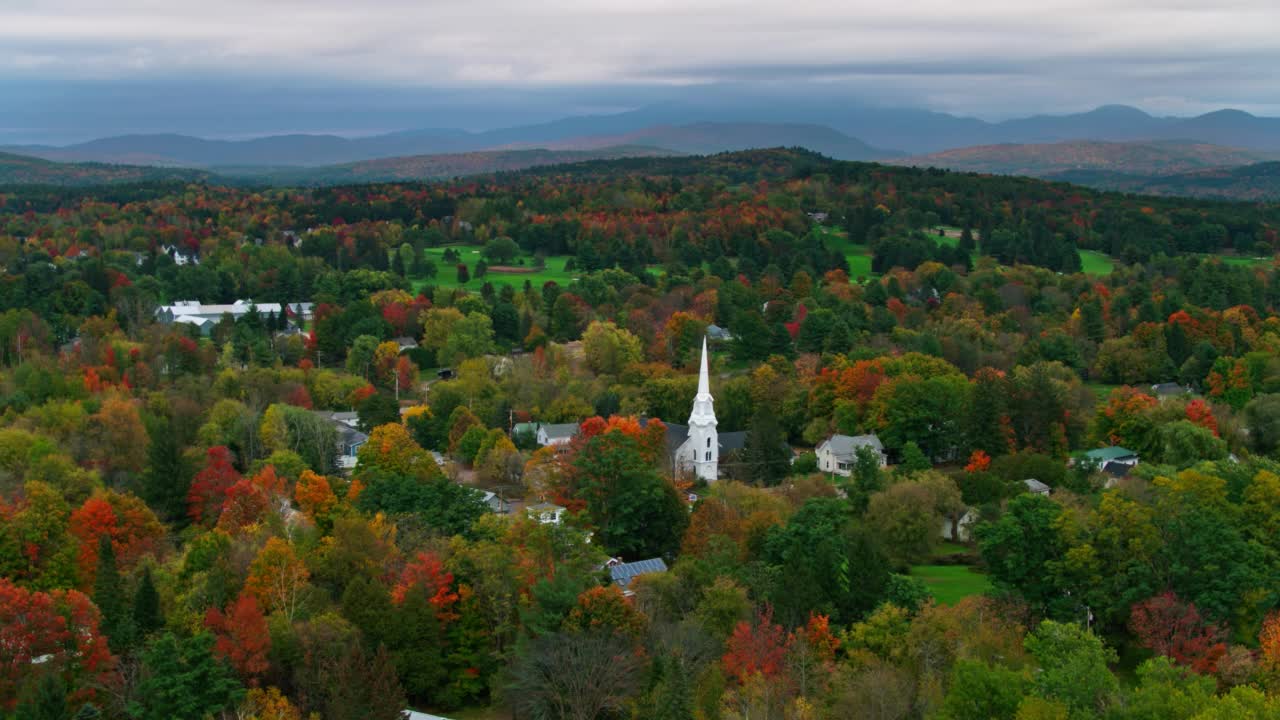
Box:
[2,0,1279,141]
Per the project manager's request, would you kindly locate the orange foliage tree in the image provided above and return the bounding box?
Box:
[723,607,789,685]
[392,551,459,623]
[67,491,164,589]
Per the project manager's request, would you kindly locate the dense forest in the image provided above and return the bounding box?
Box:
[6,148,1280,719]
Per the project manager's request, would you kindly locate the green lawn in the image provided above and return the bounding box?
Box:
[1084,382,1121,402]
[911,564,992,606]
[1079,250,1115,276]
[416,246,578,292]
[815,226,875,280]
[1214,254,1273,268]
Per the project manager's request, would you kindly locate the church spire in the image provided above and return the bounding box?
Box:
[697,336,710,397]
[686,336,718,482]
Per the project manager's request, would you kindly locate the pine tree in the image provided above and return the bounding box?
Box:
[14,673,67,720]
[768,322,794,358]
[141,416,192,524]
[742,409,791,486]
[133,566,163,637]
[391,591,447,703]
[651,662,693,720]
[131,633,244,720]
[92,534,132,653]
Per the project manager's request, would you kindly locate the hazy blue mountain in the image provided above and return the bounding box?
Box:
[6,103,1280,168]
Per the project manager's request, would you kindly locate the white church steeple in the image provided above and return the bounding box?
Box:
[687,337,719,481]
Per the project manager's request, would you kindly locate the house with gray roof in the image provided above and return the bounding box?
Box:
[608,558,669,591]
[536,423,580,447]
[1023,478,1051,495]
[816,433,887,476]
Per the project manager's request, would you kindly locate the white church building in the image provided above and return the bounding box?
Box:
[651,338,746,482]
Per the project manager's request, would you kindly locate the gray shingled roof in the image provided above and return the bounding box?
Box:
[609,558,669,587]
[817,433,884,458]
[540,423,580,440]
[1023,478,1051,494]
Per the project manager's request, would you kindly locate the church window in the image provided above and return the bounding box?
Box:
[705,451,712,461]
[706,437,711,448]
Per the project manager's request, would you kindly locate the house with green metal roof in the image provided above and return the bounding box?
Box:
[1082,446,1139,466]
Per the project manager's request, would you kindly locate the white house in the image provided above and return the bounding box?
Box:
[527,501,566,525]
[536,423,580,447]
[816,433,888,476]
[941,509,979,542]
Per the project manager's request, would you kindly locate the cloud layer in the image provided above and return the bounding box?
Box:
[2,0,1279,141]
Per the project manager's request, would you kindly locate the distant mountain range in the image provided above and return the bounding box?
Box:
[0,147,680,187]
[897,140,1276,178]
[0,151,212,186]
[234,146,678,185]
[0,121,897,168]
[8,103,1280,171]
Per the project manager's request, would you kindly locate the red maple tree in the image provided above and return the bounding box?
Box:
[204,592,271,684]
[1129,592,1226,674]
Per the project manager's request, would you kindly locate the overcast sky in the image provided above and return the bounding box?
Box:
[3,0,1279,143]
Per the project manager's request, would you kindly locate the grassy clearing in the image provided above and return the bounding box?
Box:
[1215,254,1274,268]
[815,225,875,280]
[416,246,577,292]
[1079,250,1115,276]
[911,564,992,606]
[1085,382,1122,402]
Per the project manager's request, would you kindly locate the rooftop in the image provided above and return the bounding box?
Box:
[817,433,884,457]
[609,558,669,587]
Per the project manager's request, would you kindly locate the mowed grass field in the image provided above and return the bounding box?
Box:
[910,564,993,606]
[415,246,578,292]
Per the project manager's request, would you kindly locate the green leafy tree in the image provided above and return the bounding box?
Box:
[763,498,890,626]
[977,494,1068,618]
[1024,620,1118,718]
[571,431,688,558]
[938,659,1029,720]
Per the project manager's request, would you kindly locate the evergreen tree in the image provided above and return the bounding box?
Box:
[391,591,447,703]
[341,576,395,649]
[14,673,67,720]
[133,566,163,637]
[823,320,852,354]
[141,415,192,524]
[768,322,794,358]
[93,534,132,653]
[131,633,244,720]
[730,311,770,362]
[742,409,792,486]
[651,661,693,720]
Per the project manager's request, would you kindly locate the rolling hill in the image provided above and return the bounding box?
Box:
[898,140,1272,178]
[232,146,680,184]
[0,151,212,185]
[1052,162,1280,201]
[532,122,898,161]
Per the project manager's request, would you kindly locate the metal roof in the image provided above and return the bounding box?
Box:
[609,558,669,587]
